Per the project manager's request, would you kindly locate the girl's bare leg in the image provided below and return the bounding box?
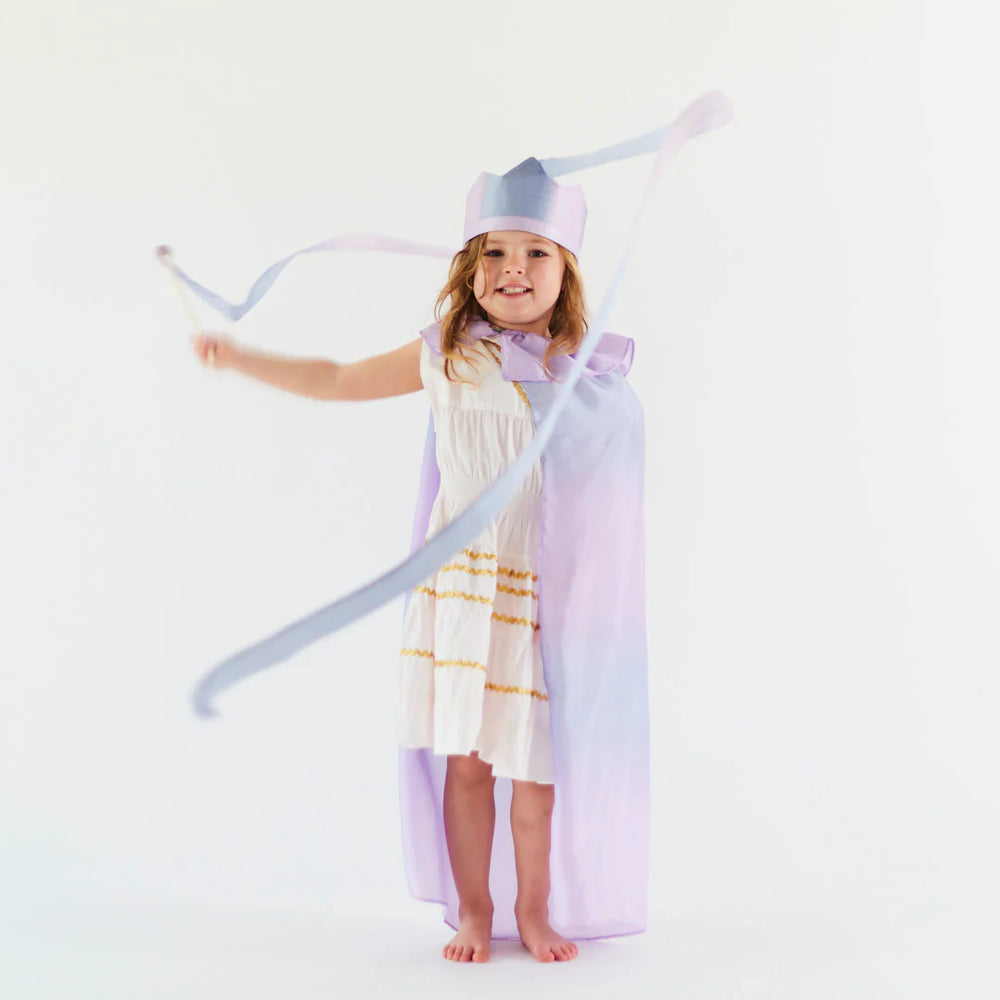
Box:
[441,750,496,963]
[510,779,579,962]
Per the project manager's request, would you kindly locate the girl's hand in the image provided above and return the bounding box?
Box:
[192,332,235,369]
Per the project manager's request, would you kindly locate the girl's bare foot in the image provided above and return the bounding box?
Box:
[514,907,579,962]
[442,907,493,963]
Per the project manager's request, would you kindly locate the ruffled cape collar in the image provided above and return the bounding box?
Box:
[421,317,634,383]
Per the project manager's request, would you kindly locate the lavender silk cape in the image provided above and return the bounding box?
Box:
[399,319,648,940]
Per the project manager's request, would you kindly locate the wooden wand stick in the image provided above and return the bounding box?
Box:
[156,245,216,365]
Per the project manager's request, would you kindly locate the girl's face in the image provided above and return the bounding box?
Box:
[472,230,566,338]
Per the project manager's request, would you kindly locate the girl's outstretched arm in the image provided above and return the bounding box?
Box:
[192,334,423,401]
[326,336,423,401]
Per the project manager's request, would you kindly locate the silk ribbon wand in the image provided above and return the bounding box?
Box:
[156,244,217,366]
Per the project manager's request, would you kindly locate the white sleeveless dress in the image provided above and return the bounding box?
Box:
[394,332,554,784]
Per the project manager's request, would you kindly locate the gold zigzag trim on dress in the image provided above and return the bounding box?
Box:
[434,657,486,671]
[460,547,539,582]
[399,648,484,670]
[412,585,491,607]
[398,648,548,701]
[485,681,548,702]
[433,564,537,598]
[492,612,541,630]
[438,561,495,578]
[411,586,540,629]
[399,647,435,660]
[436,561,539,589]
[499,565,538,582]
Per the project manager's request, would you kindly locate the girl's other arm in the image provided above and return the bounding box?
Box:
[192,334,423,400]
[327,337,424,400]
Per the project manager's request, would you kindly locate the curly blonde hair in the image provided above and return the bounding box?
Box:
[431,232,590,385]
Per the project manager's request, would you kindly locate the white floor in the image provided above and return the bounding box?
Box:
[0,890,983,1000]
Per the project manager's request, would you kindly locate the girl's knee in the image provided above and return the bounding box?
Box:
[446,751,496,784]
[511,779,554,818]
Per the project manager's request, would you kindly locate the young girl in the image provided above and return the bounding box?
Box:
[193,227,592,963]
[176,89,729,968]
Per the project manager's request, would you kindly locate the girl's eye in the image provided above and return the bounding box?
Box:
[484,249,547,257]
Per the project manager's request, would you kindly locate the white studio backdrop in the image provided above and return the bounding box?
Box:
[2,1,998,997]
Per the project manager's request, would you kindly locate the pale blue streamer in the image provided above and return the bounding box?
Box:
[185,90,734,717]
[172,234,455,322]
[540,90,734,177]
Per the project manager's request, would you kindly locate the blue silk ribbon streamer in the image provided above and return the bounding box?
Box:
[174,90,734,717]
[172,234,457,322]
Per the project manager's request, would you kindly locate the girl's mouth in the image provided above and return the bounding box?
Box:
[498,287,531,297]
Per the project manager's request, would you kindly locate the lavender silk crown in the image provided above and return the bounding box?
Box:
[463,156,587,257]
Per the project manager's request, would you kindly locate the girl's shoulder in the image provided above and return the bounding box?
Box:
[418,320,496,359]
[418,321,443,356]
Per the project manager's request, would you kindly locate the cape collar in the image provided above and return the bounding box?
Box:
[460,318,634,383]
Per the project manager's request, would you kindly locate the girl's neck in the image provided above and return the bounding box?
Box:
[485,318,552,339]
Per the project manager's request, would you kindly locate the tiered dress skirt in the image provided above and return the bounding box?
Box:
[394,334,553,783]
